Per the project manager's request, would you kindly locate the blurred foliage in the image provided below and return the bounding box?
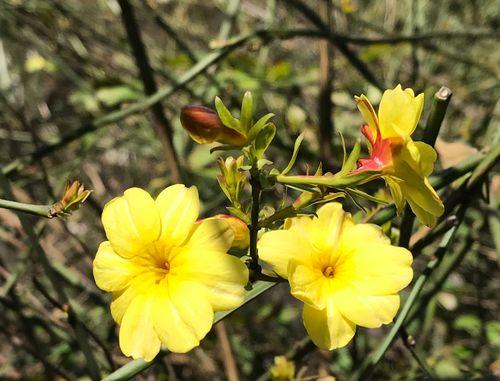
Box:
[0,0,498,380]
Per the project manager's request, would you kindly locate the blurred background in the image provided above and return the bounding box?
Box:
[0,0,498,380]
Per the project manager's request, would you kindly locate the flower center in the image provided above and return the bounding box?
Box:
[161,261,170,274]
[323,266,335,278]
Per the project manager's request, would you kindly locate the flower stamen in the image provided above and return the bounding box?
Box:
[323,266,335,278]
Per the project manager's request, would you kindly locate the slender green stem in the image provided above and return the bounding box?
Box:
[0,198,52,218]
[407,236,473,324]
[421,87,452,146]
[401,330,436,380]
[276,171,378,188]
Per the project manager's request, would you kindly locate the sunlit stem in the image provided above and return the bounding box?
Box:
[275,170,379,188]
[0,198,53,218]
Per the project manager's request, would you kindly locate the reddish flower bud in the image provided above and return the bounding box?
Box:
[180,105,246,146]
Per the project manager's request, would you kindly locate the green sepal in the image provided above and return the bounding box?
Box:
[215,96,243,133]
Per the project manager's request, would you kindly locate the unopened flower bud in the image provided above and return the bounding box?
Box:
[208,214,250,250]
[50,180,91,217]
[180,105,246,146]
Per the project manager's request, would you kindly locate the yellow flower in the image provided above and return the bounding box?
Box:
[270,356,295,381]
[258,203,413,350]
[93,185,249,361]
[355,84,444,227]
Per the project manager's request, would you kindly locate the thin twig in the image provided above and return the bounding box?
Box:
[215,322,240,381]
[317,0,335,168]
[118,0,181,183]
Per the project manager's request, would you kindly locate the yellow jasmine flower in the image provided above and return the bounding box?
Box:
[355,84,444,227]
[93,185,249,361]
[258,203,413,350]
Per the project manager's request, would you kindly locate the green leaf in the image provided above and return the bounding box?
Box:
[253,123,276,159]
[210,145,239,154]
[341,140,361,175]
[248,113,274,141]
[214,96,242,132]
[346,187,389,204]
[240,91,253,132]
[281,132,305,175]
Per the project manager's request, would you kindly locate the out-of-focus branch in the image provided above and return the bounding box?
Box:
[318,0,335,168]
[118,0,181,183]
[288,0,383,89]
[3,27,496,178]
[215,322,240,381]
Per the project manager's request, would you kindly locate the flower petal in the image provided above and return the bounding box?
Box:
[339,223,390,250]
[309,203,353,255]
[258,228,311,279]
[397,162,444,226]
[101,188,161,258]
[110,273,157,324]
[156,184,200,246]
[188,218,234,253]
[119,293,162,361]
[378,85,424,138]
[303,299,356,350]
[93,241,142,292]
[152,280,214,353]
[172,250,248,311]
[288,260,327,309]
[399,140,437,177]
[342,244,413,295]
[385,176,405,213]
[355,94,379,141]
[335,289,400,328]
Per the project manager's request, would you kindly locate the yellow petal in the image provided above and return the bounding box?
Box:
[102,187,161,258]
[355,94,379,140]
[335,289,400,328]
[396,163,444,226]
[288,260,328,309]
[303,299,356,350]
[258,228,312,279]
[188,218,234,253]
[413,142,437,176]
[172,250,248,311]
[378,84,424,138]
[119,293,162,361]
[406,191,440,228]
[385,176,405,213]
[339,223,390,250]
[399,140,437,177]
[156,184,200,246]
[309,203,353,255]
[110,273,157,324]
[342,244,413,295]
[152,280,214,353]
[93,241,141,292]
